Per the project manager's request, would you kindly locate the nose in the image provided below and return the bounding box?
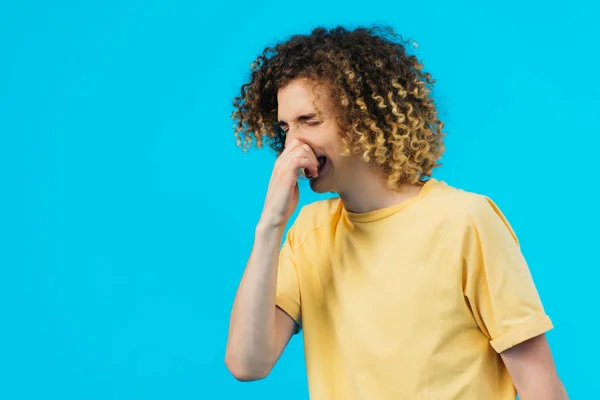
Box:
[284,135,294,149]
[283,125,318,152]
[284,128,301,148]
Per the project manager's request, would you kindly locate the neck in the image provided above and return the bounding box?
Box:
[337,166,424,214]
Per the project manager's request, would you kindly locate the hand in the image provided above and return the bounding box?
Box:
[259,139,319,229]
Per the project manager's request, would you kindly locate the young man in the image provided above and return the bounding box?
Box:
[225,26,568,399]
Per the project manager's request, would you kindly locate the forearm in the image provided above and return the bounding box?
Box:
[518,379,568,400]
[502,334,568,400]
[225,222,284,378]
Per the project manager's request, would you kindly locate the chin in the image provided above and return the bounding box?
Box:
[309,177,333,193]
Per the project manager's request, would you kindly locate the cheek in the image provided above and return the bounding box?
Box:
[322,127,344,150]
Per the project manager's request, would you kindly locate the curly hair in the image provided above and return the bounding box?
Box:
[231,25,446,188]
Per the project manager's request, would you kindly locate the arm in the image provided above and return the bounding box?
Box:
[501,334,568,400]
[225,139,318,381]
[225,223,298,381]
[458,196,565,398]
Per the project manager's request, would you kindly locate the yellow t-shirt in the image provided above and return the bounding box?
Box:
[275,178,553,399]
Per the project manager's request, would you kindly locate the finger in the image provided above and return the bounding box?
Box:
[282,138,304,154]
[288,154,318,177]
[288,154,315,169]
[296,146,319,175]
[293,144,318,162]
[279,142,316,165]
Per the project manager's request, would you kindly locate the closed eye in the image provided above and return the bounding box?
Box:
[277,120,321,133]
[277,113,320,131]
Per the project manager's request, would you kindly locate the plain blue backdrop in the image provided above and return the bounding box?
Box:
[1,0,598,399]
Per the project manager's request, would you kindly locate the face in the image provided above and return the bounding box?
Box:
[277,78,358,194]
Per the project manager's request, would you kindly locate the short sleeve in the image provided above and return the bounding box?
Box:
[276,224,302,334]
[461,196,553,353]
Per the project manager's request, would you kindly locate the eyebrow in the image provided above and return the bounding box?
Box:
[277,113,318,127]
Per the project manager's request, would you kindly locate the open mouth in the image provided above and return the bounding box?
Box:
[317,156,327,174]
[304,156,328,179]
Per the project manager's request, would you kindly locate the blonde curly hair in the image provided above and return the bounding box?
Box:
[232,25,446,189]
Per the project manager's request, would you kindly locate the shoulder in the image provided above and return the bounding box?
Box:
[288,197,341,247]
[426,180,503,220]
[427,180,518,243]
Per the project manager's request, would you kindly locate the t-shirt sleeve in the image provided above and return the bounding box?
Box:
[461,195,553,353]
[276,223,302,334]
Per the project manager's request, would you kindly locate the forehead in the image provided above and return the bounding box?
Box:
[277,79,333,120]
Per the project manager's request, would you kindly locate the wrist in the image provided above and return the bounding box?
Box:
[254,221,286,252]
[256,218,286,236]
[257,211,289,232]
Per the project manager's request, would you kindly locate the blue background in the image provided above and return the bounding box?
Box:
[1,0,598,399]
